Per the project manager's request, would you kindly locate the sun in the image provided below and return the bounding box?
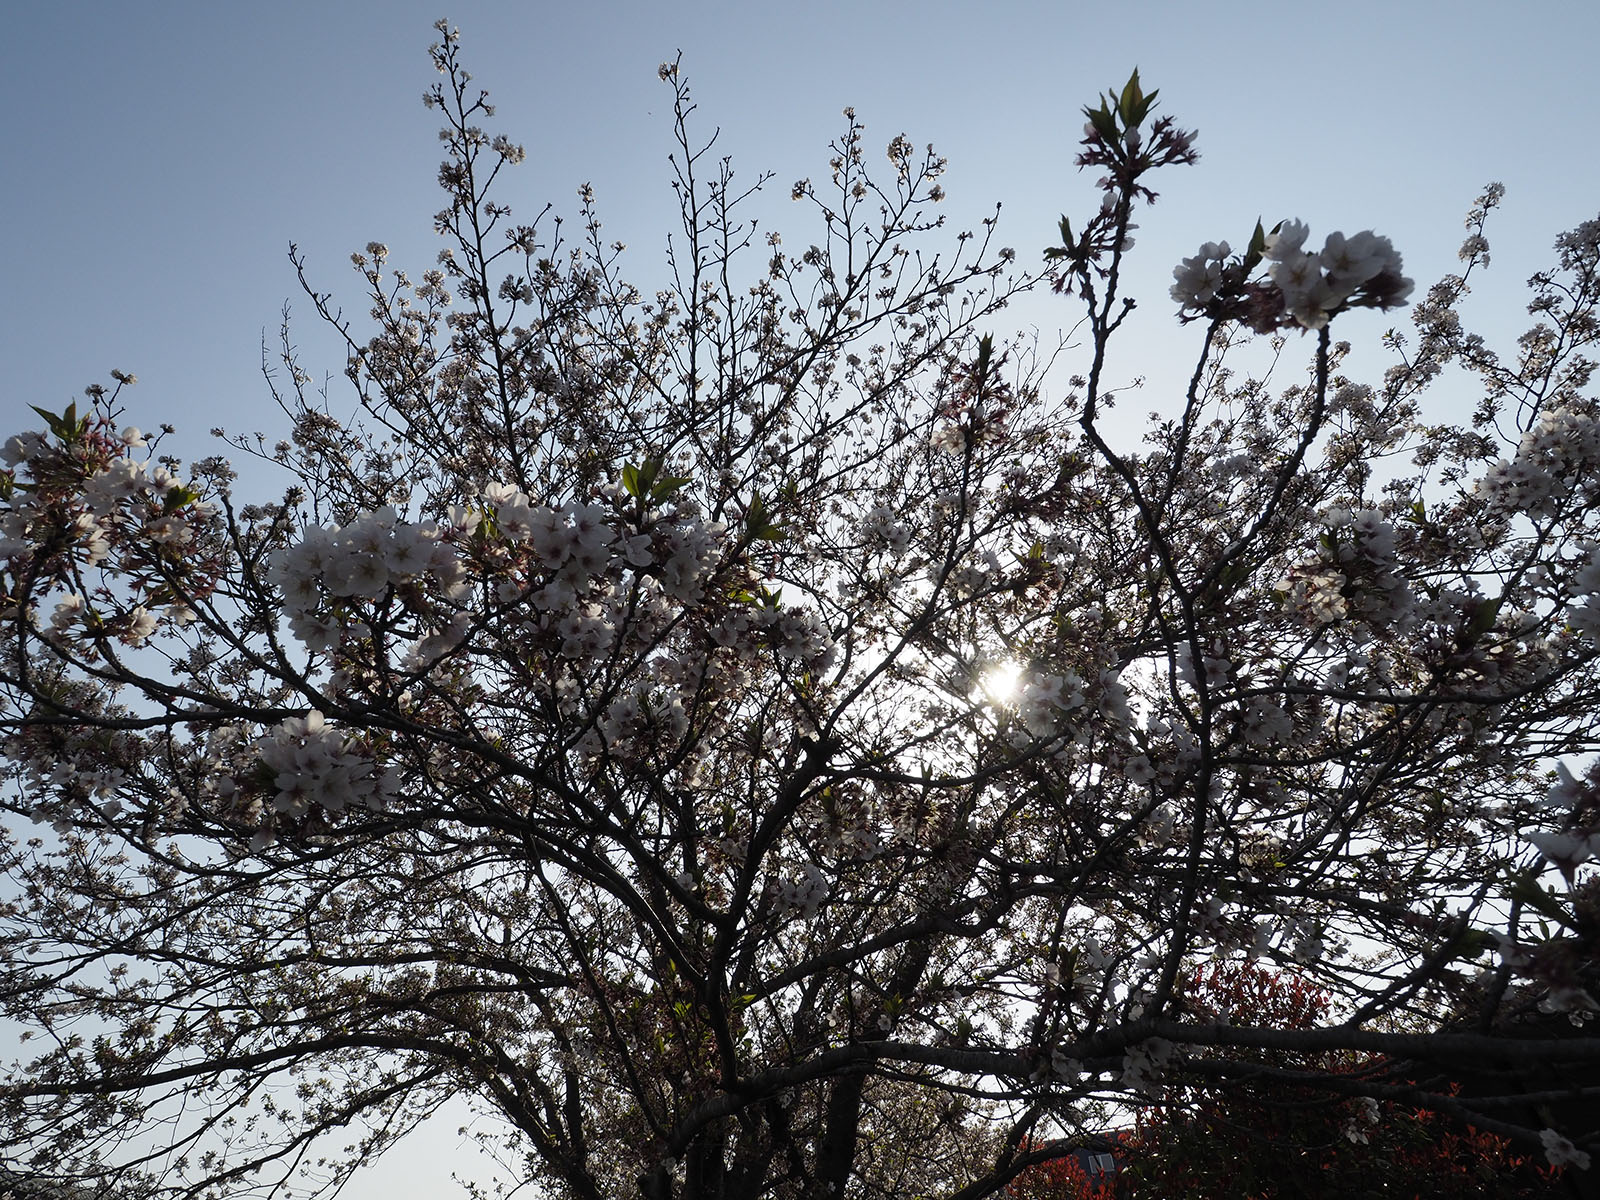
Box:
[976,659,1024,705]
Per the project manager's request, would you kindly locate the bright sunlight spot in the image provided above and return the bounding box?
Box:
[977,659,1024,705]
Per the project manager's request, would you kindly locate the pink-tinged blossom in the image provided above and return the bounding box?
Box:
[446,503,481,535]
[144,514,192,546]
[567,502,616,556]
[1545,762,1586,810]
[1170,240,1230,315]
[1540,1129,1591,1171]
[1270,249,1336,329]
[50,593,86,633]
[288,612,340,655]
[0,514,29,558]
[776,861,829,916]
[1526,828,1594,871]
[1125,754,1155,785]
[1183,220,1416,329]
[255,710,384,819]
[121,606,158,645]
[1321,230,1394,301]
[619,532,653,567]
[325,548,390,599]
[385,521,440,575]
[526,507,571,566]
[860,504,912,554]
[483,481,525,508]
[496,499,537,543]
[82,457,149,510]
[1,431,46,466]
[1477,408,1600,518]
[73,514,111,564]
[269,509,469,643]
[1262,219,1311,261]
[1015,670,1086,737]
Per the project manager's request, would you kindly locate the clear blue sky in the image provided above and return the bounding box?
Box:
[8,0,1600,455]
[4,1,1598,1195]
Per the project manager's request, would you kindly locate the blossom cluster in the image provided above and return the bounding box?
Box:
[1565,543,1600,639]
[1526,763,1600,874]
[485,482,730,604]
[1477,406,1600,520]
[266,507,468,653]
[596,685,689,750]
[258,474,842,782]
[2,415,216,647]
[1171,220,1413,330]
[859,503,912,555]
[1167,240,1231,314]
[1541,1129,1591,1171]
[3,682,141,830]
[250,710,400,820]
[1275,507,1415,635]
[1013,669,1087,739]
[774,860,830,917]
[482,484,627,579]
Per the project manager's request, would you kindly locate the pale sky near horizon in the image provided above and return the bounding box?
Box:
[4,1,1600,1195]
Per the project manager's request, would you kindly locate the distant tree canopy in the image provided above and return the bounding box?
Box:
[1113,964,1575,1198]
[2,23,1598,1200]
[1002,965,1582,1197]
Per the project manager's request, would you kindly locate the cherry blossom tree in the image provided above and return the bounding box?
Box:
[4,24,1600,1200]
